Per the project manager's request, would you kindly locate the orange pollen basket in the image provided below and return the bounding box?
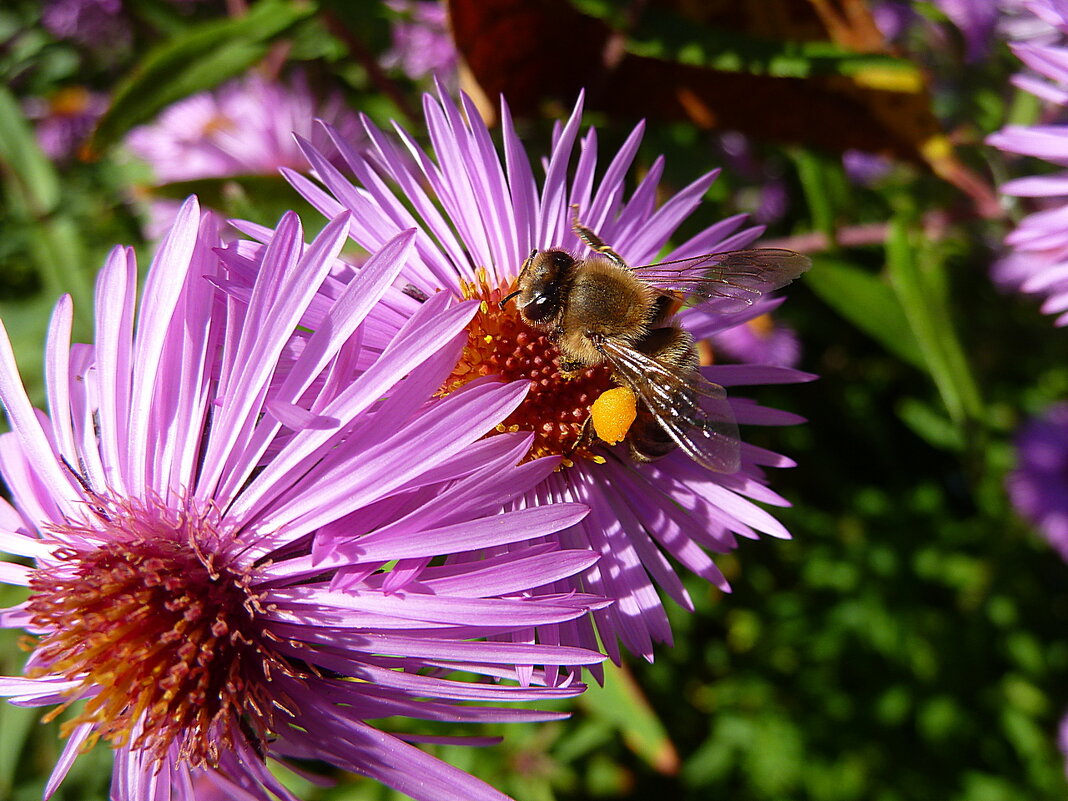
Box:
[25,501,297,768]
[440,269,616,466]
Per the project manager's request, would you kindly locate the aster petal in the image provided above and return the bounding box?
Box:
[45,722,94,801]
[292,715,512,801]
[1001,172,1068,196]
[0,325,79,517]
[260,381,531,539]
[586,120,646,232]
[212,224,413,504]
[704,364,819,386]
[271,588,598,629]
[91,245,137,493]
[1012,41,1068,83]
[227,294,477,526]
[327,504,589,564]
[125,196,201,496]
[44,295,78,467]
[538,93,586,247]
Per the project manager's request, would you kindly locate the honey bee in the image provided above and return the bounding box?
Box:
[500,214,810,473]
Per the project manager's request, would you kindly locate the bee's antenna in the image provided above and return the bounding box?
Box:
[499,289,521,309]
[570,204,628,270]
[500,248,538,309]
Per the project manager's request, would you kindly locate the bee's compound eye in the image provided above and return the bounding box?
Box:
[525,292,556,321]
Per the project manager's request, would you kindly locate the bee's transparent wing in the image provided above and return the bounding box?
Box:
[633,249,811,314]
[599,339,741,473]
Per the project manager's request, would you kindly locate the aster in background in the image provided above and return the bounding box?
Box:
[126,71,364,237]
[987,0,1068,324]
[24,86,108,163]
[1007,403,1068,562]
[126,72,362,184]
[41,0,129,49]
[383,0,458,85]
[1007,400,1068,776]
[707,303,802,369]
[0,196,608,800]
[283,88,812,664]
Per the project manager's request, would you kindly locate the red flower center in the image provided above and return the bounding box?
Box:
[442,270,616,465]
[26,499,296,768]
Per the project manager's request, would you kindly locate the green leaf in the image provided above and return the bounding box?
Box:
[805,255,925,370]
[579,664,679,774]
[0,86,60,214]
[791,150,848,246]
[90,0,315,150]
[0,89,93,339]
[897,397,965,452]
[570,0,919,81]
[886,217,983,425]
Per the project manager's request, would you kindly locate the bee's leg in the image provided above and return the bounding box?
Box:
[570,205,628,270]
[573,414,596,452]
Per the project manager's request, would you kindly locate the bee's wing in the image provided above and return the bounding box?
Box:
[632,249,811,314]
[599,338,741,473]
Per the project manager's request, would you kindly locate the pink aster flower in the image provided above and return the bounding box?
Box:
[1060,713,1068,775]
[0,196,608,800]
[126,72,362,184]
[283,88,812,663]
[24,86,108,163]
[708,302,801,368]
[383,0,458,85]
[987,1,1068,324]
[41,0,128,47]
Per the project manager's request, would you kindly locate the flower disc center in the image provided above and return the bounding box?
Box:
[27,499,292,767]
[442,271,616,465]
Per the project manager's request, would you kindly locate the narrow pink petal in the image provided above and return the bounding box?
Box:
[329,504,589,563]
[0,323,78,516]
[44,722,93,800]
[92,245,137,493]
[126,196,201,496]
[0,562,31,585]
[271,588,596,628]
[43,296,77,467]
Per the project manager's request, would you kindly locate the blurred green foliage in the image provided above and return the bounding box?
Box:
[1,1,1067,800]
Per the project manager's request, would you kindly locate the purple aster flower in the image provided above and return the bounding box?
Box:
[41,0,128,46]
[283,88,813,663]
[842,149,894,186]
[934,0,1000,61]
[0,196,608,800]
[24,87,108,163]
[987,1,1068,323]
[1007,403,1068,562]
[383,0,459,85]
[1060,713,1068,775]
[126,72,363,184]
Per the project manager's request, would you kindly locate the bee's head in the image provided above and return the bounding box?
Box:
[501,249,575,324]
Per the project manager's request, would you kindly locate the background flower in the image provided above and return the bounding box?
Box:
[126,72,362,184]
[383,0,458,85]
[24,87,108,162]
[988,0,1068,323]
[1007,402,1068,561]
[0,197,607,800]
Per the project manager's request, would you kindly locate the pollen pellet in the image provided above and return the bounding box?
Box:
[590,387,638,445]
